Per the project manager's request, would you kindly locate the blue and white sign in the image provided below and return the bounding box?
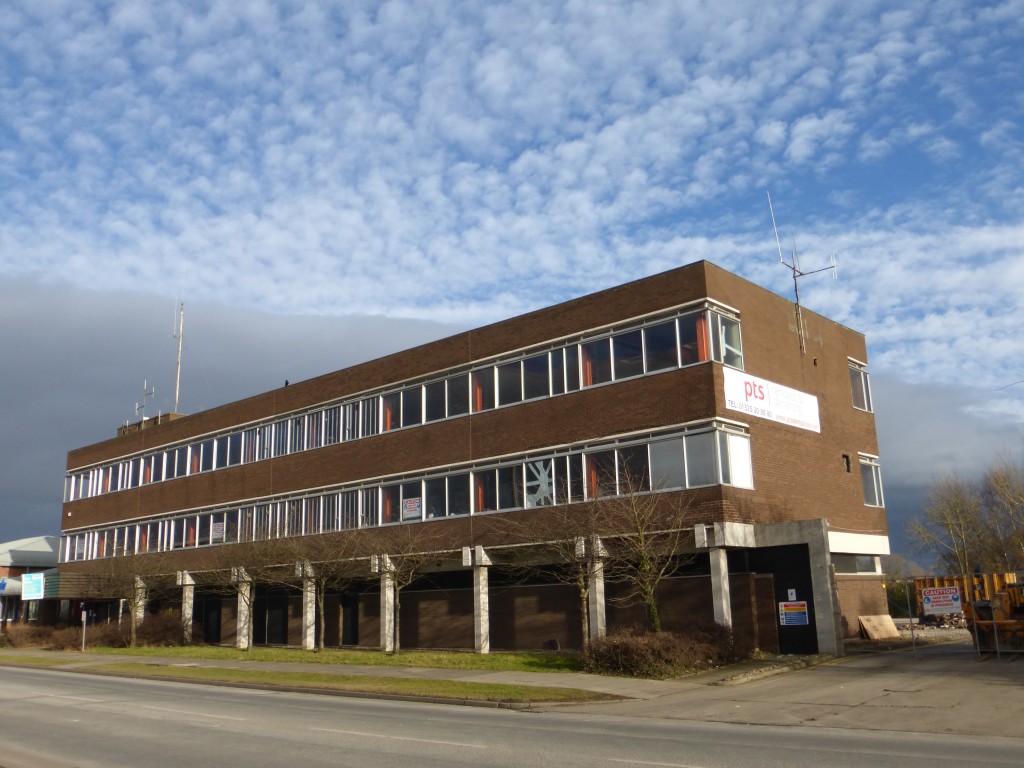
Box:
[22,572,45,601]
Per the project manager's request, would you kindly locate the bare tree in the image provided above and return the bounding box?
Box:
[597,475,697,634]
[86,552,172,647]
[979,461,1024,571]
[198,539,290,651]
[361,524,456,654]
[283,531,366,651]
[482,502,605,649]
[908,473,984,579]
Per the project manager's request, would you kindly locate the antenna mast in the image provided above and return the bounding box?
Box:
[136,380,155,426]
[173,302,184,413]
[767,191,837,356]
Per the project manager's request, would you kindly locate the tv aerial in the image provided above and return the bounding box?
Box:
[767,191,837,356]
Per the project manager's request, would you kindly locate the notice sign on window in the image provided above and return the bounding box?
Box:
[402,497,422,520]
[779,600,809,626]
[724,368,820,433]
[921,586,962,615]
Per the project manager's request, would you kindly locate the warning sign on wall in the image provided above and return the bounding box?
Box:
[921,586,962,615]
[778,601,809,626]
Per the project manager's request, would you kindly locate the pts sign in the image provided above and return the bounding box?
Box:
[723,368,820,433]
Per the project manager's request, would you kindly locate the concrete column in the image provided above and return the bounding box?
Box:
[588,552,607,642]
[709,548,733,628]
[177,571,195,643]
[472,546,491,654]
[302,573,316,651]
[295,561,316,651]
[373,555,395,653]
[232,567,252,651]
[132,577,147,627]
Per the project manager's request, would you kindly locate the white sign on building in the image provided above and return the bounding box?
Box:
[723,368,820,433]
[22,572,45,601]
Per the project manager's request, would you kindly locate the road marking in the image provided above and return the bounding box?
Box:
[608,761,705,768]
[309,727,484,749]
[139,705,245,721]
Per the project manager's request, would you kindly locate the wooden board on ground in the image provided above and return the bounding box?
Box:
[859,614,899,639]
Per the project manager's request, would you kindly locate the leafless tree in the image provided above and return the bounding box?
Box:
[283,531,367,651]
[482,502,605,649]
[979,461,1024,571]
[361,523,457,654]
[908,473,984,579]
[197,538,290,651]
[597,474,697,634]
[85,552,173,647]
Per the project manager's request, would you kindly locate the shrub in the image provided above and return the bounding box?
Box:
[1,623,55,648]
[583,623,736,678]
[135,612,188,647]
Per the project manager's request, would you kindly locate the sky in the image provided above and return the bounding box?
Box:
[2,0,1023,559]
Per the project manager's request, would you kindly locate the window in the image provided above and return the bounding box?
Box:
[678,312,709,365]
[522,354,549,400]
[720,432,753,488]
[860,455,884,507]
[447,374,469,416]
[585,450,617,498]
[401,386,422,427]
[832,554,880,574]
[472,369,495,412]
[497,361,523,406]
[684,431,717,486]
[424,380,446,422]
[849,361,873,412]
[550,349,566,396]
[649,438,685,490]
[425,477,447,518]
[324,406,341,445]
[474,469,497,513]
[644,320,678,372]
[524,459,554,507]
[581,338,612,386]
[448,473,471,516]
[612,330,644,379]
[712,314,743,368]
[382,392,401,431]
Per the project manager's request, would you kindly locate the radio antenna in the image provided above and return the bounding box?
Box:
[173,301,184,413]
[766,191,837,356]
[136,380,155,427]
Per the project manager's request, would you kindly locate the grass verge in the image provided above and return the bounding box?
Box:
[89,645,582,672]
[75,662,612,704]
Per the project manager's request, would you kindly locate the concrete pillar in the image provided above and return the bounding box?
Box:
[373,555,395,653]
[177,571,195,643]
[132,577,147,627]
[295,561,316,651]
[469,546,491,654]
[588,555,607,642]
[232,567,252,651]
[302,572,316,651]
[709,548,732,628]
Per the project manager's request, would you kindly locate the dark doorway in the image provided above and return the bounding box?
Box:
[746,544,818,654]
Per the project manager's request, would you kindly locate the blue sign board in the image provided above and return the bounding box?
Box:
[22,572,45,601]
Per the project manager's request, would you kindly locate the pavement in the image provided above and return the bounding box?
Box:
[2,642,1022,740]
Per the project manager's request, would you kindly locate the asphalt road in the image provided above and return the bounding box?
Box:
[0,666,1020,768]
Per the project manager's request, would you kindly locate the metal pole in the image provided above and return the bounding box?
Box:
[80,604,87,652]
[905,577,916,654]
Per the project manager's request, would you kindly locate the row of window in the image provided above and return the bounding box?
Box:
[65,306,743,502]
[60,423,754,563]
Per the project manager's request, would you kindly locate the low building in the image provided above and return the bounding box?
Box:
[58,261,889,653]
[0,535,60,626]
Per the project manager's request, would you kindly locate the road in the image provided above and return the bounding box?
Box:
[0,667,1020,768]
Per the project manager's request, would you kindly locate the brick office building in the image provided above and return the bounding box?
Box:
[58,261,889,654]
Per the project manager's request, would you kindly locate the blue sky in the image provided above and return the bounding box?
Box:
[1,1,1023,556]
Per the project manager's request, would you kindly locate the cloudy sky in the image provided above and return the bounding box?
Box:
[2,1,1022,558]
